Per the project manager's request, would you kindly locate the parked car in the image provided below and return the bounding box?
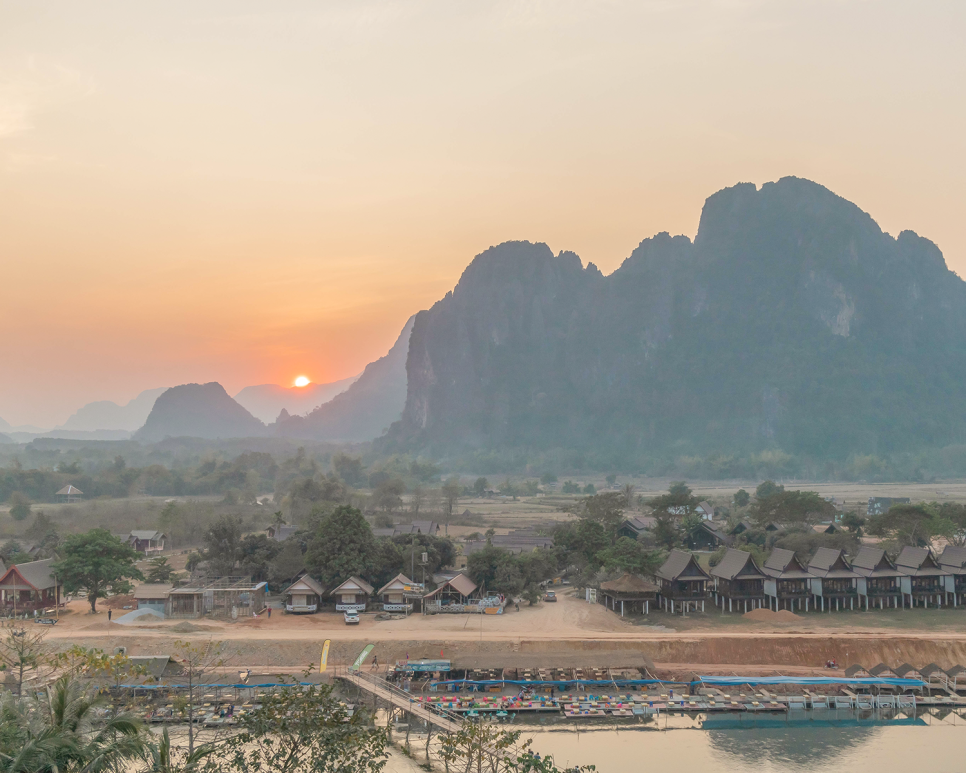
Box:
[344,610,360,625]
[544,591,557,602]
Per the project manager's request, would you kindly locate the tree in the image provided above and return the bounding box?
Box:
[539,473,557,485]
[146,557,174,583]
[681,512,706,549]
[473,477,489,497]
[668,481,692,497]
[53,529,144,613]
[651,514,680,549]
[373,477,405,514]
[305,505,375,588]
[605,473,617,486]
[410,484,425,514]
[933,502,966,546]
[439,723,593,773]
[749,490,836,528]
[840,511,866,537]
[733,489,751,508]
[570,492,625,536]
[648,484,699,520]
[755,480,784,500]
[595,537,663,576]
[0,625,52,696]
[332,453,367,488]
[211,683,387,773]
[167,640,224,756]
[269,539,307,587]
[8,492,30,522]
[621,483,636,508]
[202,515,243,575]
[866,503,945,548]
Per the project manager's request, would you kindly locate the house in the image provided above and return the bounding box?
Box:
[807,548,858,611]
[133,583,172,616]
[895,547,947,607]
[377,573,424,613]
[852,547,902,610]
[654,549,710,614]
[728,520,754,536]
[616,516,656,540]
[400,520,441,536]
[938,546,966,606]
[762,548,813,611]
[811,522,840,534]
[166,576,267,619]
[867,497,910,516]
[462,532,555,557]
[0,558,63,613]
[282,575,326,613]
[424,573,479,609]
[56,485,84,503]
[710,548,767,613]
[124,531,166,555]
[687,521,732,551]
[266,525,298,542]
[330,576,374,612]
[598,574,659,616]
[695,501,715,521]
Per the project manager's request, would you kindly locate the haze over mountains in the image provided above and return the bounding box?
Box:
[387,177,966,461]
[233,375,359,424]
[57,387,168,432]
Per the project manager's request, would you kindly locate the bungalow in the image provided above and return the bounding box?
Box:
[938,546,966,606]
[617,516,655,540]
[266,525,298,542]
[125,531,166,555]
[424,573,479,610]
[687,521,732,551]
[598,573,659,617]
[0,558,63,613]
[330,577,374,612]
[695,501,715,521]
[282,575,326,614]
[895,547,947,607]
[56,485,84,503]
[852,547,902,610]
[728,521,754,536]
[811,522,840,535]
[807,548,859,612]
[894,663,925,682]
[654,549,710,614]
[133,583,172,616]
[710,548,767,613]
[762,548,814,611]
[377,573,424,613]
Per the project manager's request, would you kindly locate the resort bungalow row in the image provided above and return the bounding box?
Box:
[807,548,858,611]
[763,548,814,611]
[654,549,710,614]
[710,548,767,613]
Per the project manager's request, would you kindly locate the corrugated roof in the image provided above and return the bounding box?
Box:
[56,485,83,496]
[896,546,945,576]
[283,575,326,596]
[377,573,415,596]
[129,530,164,541]
[851,547,900,577]
[710,549,765,581]
[2,558,58,590]
[331,576,374,596]
[762,548,812,579]
[655,549,710,582]
[599,573,660,595]
[133,583,173,599]
[426,572,478,598]
[808,548,856,578]
[939,546,966,571]
[844,665,871,677]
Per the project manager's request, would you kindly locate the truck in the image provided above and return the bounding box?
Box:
[344,610,360,625]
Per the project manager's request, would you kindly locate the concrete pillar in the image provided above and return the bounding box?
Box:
[729,598,732,613]
[850,597,854,611]
[702,600,705,613]
[744,599,747,614]
[621,600,624,617]
[646,600,649,615]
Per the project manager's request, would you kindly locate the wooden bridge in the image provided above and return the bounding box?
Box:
[337,669,463,733]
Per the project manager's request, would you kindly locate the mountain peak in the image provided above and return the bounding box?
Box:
[135,382,265,441]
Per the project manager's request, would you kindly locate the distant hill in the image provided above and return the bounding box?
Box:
[275,316,414,442]
[386,177,966,461]
[0,432,13,444]
[0,416,10,431]
[135,383,266,441]
[58,387,168,432]
[234,375,359,423]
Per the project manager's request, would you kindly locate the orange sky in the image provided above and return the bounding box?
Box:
[1,1,964,427]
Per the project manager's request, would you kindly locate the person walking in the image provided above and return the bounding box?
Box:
[107,609,112,623]
[267,606,272,618]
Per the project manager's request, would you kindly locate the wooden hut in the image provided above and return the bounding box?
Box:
[762,548,813,611]
[687,521,732,551]
[895,547,947,607]
[282,575,326,614]
[133,583,172,616]
[599,573,659,616]
[424,573,479,610]
[919,663,948,691]
[852,547,902,610]
[377,573,424,613]
[330,576,374,612]
[894,663,925,681]
[0,558,62,614]
[709,548,766,613]
[808,548,859,611]
[937,546,966,606]
[654,549,710,614]
[869,663,898,678]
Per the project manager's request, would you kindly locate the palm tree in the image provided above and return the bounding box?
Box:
[142,729,214,773]
[0,675,147,773]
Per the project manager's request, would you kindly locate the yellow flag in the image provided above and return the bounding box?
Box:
[320,639,331,673]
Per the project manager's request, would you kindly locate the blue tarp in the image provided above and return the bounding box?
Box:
[697,676,927,688]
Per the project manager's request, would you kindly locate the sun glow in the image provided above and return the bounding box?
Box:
[294,375,311,387]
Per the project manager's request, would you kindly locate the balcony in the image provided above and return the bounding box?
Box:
[286,603,318,613]
[336,603,367,612]
[383,603,413,613]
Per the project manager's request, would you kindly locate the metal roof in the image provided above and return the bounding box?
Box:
[377,573,416,596]
[0,558,59,591]
[895,546,945,577]
[851,547,900,577]
[425,572,478,598]
[56,485,83,495]
[133,583,173,599]
[807,548,857,579]
[331,576,374,596]
[655,549,710,582]
[283,575,326,596]
[129,530,165,541]
[710,549,765,581]
[939,546,966,571]
[762,548,813,579]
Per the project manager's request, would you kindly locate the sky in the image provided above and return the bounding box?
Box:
[1,1,964,427]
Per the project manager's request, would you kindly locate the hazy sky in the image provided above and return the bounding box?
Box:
[1,1,964,427]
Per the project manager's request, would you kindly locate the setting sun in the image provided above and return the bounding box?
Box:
[294,376,311,388]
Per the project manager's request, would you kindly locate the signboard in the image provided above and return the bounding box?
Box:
[396,659,451,672]
[319,639,331,673]
[350,644,374,671]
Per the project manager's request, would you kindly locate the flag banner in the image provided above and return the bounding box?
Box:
[350,644,375,671]
[320,640,331,673]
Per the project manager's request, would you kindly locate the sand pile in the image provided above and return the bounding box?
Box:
[743,608,800,622]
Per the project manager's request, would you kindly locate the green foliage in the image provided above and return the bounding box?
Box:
[372,477,405,513]
[866,503,947,549]
[202,514,243,575]
[305,505,375,588]
[146,557,174,583]
[8,492,30,521]
[53,529,144,613]
[605,473,617,485]
[466,545,557,596]
[755,480,784,500]
[839,511,866,536]
[750,489,835,527]
[440,722,593,773]
[561,481,580,494]
[570,492,625,536]
[595,537,664,576]
[582,483,596,495]
[733,489,751,508]
[332,453,367,487]
[770,527,858,560]
[473,477,489,496]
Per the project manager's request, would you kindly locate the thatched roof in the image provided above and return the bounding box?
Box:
[599,573,659,596]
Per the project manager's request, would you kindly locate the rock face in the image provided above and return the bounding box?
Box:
[135,383,266,441]
[234,375,359,424]
[388,177,966,458]
[58,387,168,432]
[275,316,414,442]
